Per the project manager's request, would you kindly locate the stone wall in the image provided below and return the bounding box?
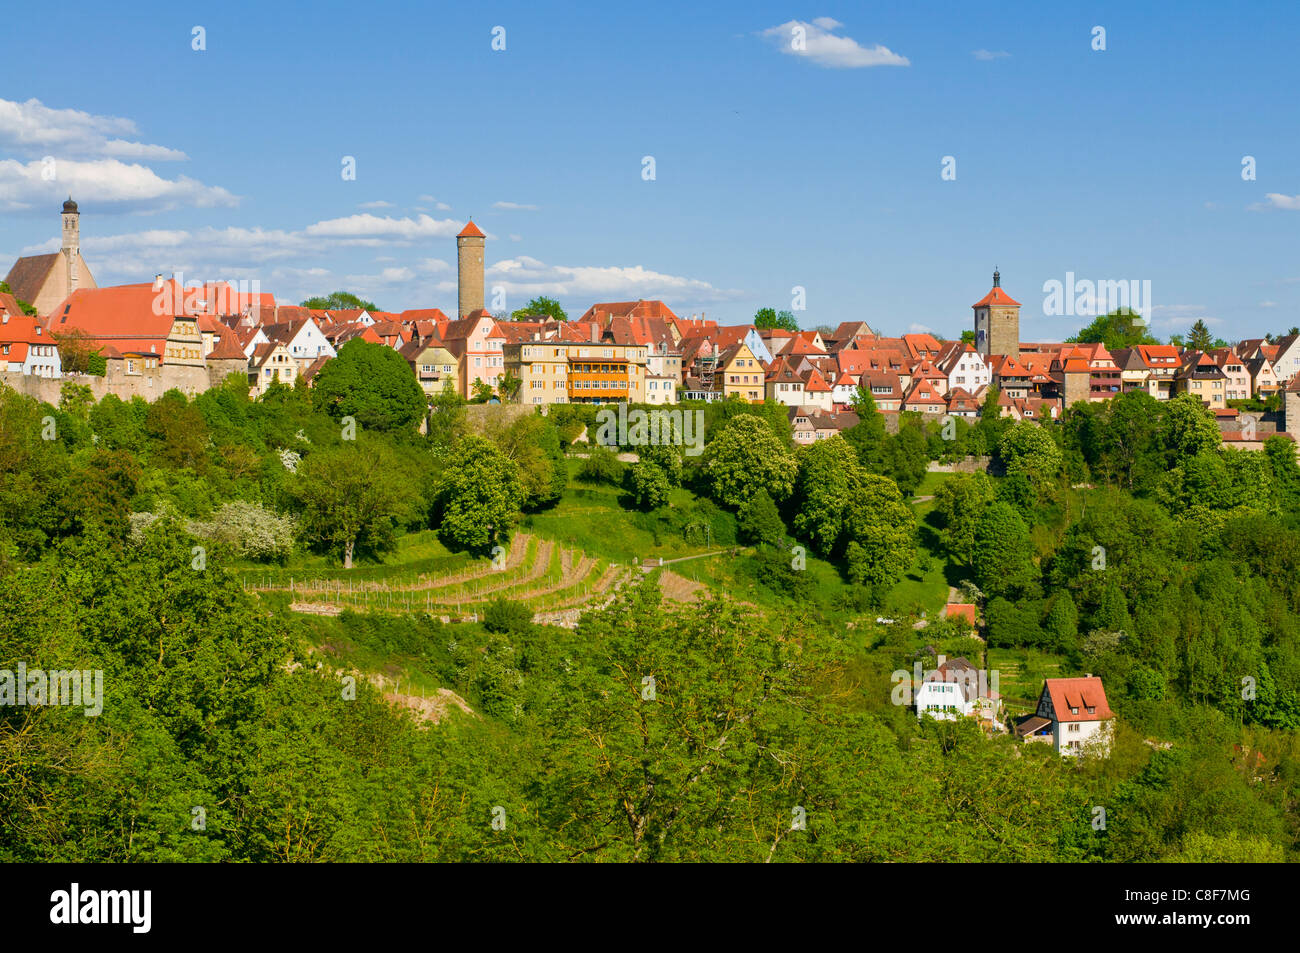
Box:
[2,361,212,405]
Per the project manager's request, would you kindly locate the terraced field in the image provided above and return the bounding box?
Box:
[251,532,641,624]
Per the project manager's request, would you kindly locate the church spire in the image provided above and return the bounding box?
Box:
[993,267,1000,288]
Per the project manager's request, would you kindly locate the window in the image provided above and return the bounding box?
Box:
[1070,707,1079,715]
[1087,706,1095,714]
[1068,723,1081,733]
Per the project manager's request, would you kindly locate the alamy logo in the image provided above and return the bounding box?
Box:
[0,664,103,716]
[151,271,263,319]
[50,883,151,933]
[1042,273,1152,323]
[594,404,704,457]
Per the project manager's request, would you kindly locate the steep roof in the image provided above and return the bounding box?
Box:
[972,286,1021,308]
[457,220,485,238]
[44,283,180,357]
[3,254,59,307]
[206,333,248,361]
[578,299,682,325]
[1044,676,1114,722]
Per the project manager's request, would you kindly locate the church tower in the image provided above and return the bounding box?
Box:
[61,197,80,297]
[457,220,485,318]
[972,268,1020,358]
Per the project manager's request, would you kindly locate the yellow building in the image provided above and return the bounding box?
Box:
[718,342,764,403]
[1174,351,1227,410]
[502,340,648,405]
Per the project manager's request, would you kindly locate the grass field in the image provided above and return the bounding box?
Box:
[987,646,1064,713]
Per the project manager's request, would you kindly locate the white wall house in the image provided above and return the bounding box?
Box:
[939,343,991,394]
[915,657,999,723]
[1023,676,1115,757]
[0,313,62,378]
[278,318,336,370]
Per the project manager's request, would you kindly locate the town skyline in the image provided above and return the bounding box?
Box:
[3,2,1299,340]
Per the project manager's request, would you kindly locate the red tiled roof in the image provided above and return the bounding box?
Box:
[1044,676,1114,722]
[207,333,247,361]
[458,220,485,238]
[972,286,1021,308]
[942,604,977,625]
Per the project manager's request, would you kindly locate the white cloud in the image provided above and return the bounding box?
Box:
[418,194,452,210]
[509,234,522,242]
[759,19,909,68]
[357,200,394,209]
[486,256,743,302]
[344,266,415,285]
[0,97,187,160]
[1251,193,1300,211]
[972,49,1010,61]
[1259,300,1278,308]
[302,213,462,240]
[907,322,934,333]
[493,201,539,211]
[0,157,236,212]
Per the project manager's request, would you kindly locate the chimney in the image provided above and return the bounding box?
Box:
[590,323,598,344]
[154,274,164,291]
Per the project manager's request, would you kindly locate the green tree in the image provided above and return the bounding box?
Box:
[1067,309,1158,351]
[842,386,888,471]
[625,461,671,510]
[300,290,378,311]
[840,472,915,591]
[931,471,995,564]
[997,422,1062,491]
[736,489,786,547]
[311,339,425,432]
[702,414,797,507]
[434,436,525,551]
[792,436,859,554]
[293,439,409,568]
[509,296,568,322]
[753,307,798,331]
[1186,319,1213,352]
[971,501,1035,597]
[1163,394,1220,461]
[1042,590,1079,650]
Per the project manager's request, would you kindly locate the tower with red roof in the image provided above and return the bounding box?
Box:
[457,219,485,318]
[972,268,1020,359]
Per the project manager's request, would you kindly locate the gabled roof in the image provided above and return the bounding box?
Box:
[579,299,681,326]
[300,354,331,382]
[44,283,188,358]
[901,333,943,361]
[1043,676,1114,722]
[765,356,803,385]
[3,254,59,307]
[903,377,945,407]
[802,366,832,392]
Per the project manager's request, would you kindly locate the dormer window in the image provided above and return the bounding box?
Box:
[1071,707,1079,715]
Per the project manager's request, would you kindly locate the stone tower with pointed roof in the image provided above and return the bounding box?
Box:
[3,198,97,316]
[972,269,1020,359]
[457,220,485,318]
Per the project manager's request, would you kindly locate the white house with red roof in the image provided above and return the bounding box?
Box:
[902,377,946,414]
[0,296,62,378]
[1017,675,1115,757]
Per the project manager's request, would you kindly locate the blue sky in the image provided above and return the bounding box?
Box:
[2,0,1298,340]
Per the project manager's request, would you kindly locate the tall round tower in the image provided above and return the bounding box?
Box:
[61,196,80,295]
[457,220,485,318]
